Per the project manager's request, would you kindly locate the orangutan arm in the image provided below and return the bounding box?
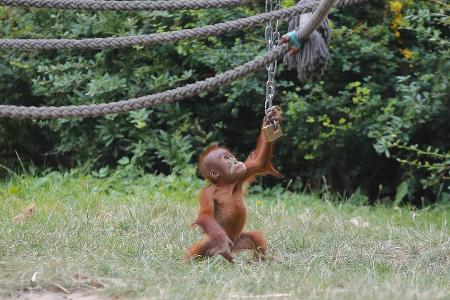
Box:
[241,108,282,182]
[193,189,234,261]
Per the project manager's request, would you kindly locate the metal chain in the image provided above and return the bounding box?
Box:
[264,0,282,115]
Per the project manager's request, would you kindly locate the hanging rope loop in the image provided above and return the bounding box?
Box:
[0,0,252,11]
[0,4,318,50]
[0,0,369,119]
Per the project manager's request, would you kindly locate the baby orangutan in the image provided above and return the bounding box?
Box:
[185,107,281,262]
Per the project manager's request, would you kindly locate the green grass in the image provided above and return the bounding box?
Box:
[0,172,449,299]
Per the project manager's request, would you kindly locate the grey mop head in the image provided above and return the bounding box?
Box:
[283,0,332,82]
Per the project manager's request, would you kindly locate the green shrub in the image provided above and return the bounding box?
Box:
[0,1,448,205]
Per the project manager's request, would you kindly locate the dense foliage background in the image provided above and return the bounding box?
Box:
[0,0,449,205]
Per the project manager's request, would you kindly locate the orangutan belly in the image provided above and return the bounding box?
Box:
[214,196,248,242]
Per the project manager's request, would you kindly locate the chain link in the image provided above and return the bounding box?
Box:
[264,0,282,115]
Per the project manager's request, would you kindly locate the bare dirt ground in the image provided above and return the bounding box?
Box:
[6,290,105,300]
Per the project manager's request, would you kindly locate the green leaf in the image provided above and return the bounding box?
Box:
[394,181,409,206]
[118,157,130,166]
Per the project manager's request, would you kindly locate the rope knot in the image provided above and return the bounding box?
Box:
[280,31,303,55]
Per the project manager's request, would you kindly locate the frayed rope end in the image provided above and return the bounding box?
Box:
[282,0,332,83]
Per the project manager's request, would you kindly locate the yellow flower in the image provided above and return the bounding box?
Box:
[401,48,413,60]
[389,0,407,38]
[9,186,19,194]
[390,1,403,14]
[256,200,262,206]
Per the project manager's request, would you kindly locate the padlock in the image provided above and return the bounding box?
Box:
[262,121,283,142]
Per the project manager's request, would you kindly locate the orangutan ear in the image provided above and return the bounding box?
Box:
[209,170,219,180]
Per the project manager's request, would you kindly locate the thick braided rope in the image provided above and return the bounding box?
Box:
[0,45,289,119]
[0,0,252,11]
[0,0,363,119]
[0,0,368,50]
[296,0,335,39]
[0,0,363,11]
[0,3,316,50]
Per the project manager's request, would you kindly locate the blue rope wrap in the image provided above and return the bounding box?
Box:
[286,31,302,49]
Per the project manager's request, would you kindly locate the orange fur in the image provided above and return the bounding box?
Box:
[198,144,235,180]
[198,144,220,179]
[187,131,280,262]
[186,109,282,262]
